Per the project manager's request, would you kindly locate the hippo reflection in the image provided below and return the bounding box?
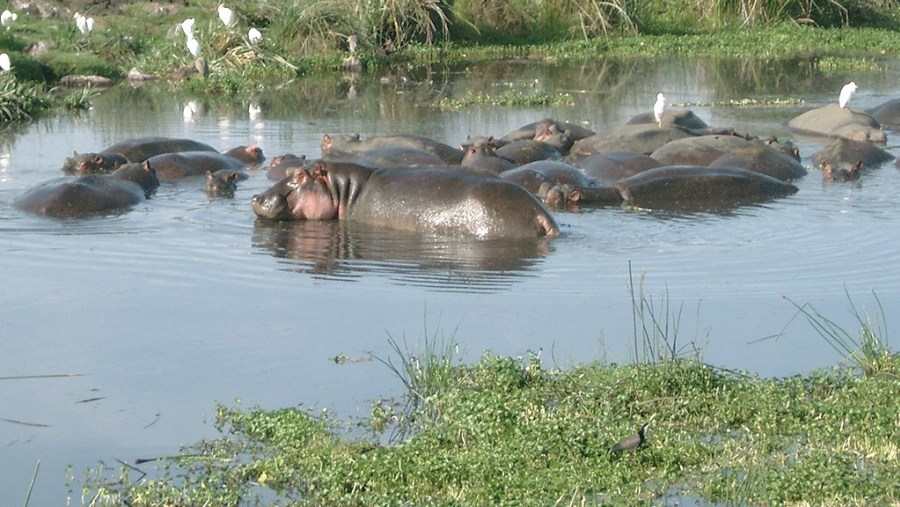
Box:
[251,219,553,290]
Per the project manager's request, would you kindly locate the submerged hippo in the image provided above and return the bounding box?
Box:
[205,169,249,196]
[61,137,222,174]
[787,104,886,143]
[650,134,756,166]
[15,162,159,218]
[499,161,621,207]
[866,98,900,130]
[251,161,559,239]
[322,134,464,165]
[62,152,129,175]
[570,124,697,157]
[460,143,515,175]
[615,166,798,209]
[708,145,807,181]
[573,151,662,182]
[222,143,266,165]
[265,154,309,181]
[626,109,710,130]
[810,138,894,170]
[146,151,251,180]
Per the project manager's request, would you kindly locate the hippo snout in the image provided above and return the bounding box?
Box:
[251,192,288,220]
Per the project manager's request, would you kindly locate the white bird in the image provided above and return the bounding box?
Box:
[75,13,93,34]
[248,27,262,44]
[248,102,261,120]
[179,18,195,39]
[217,4,236,28]
[186,36,201,57]
[1,10,17,30]
[0,53,11,72]
[839,81,858,109]
[183,100,200,121]
[653,92,666,127]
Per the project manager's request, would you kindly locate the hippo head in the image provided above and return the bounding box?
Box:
[62,152,125,175]
[251,166,338,221]
[205,170,239,196]
[225,143,266,165]
[112,161,160,197]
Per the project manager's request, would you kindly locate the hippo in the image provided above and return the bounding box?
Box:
[821,161,861,182]
[322,134,464,165]
[866,98,900,130]
[100,136,219,162]
[810,138,894,171]
[251,161,559,239]
[626,109,710,130]
[787,104,887,143]
[494,140,562,166]
[15,162,159,218]
[460,135,509,152]
[223,143,266,165]
[573,151,662,182]
[460,143,515,175]
[266,154,309,181]
[650,134,756,166]
[501,118,595,143]
[334,147,447,170]
[570,124,697,157]
[499,161,622,207]
[708,145,807,181]
[205,169,249,196]
[60,137,221,174]
[145,151,250,180]
[62,152,129,175]
[615,166,798,209]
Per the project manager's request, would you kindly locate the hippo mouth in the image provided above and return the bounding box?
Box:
[251,190,292,220]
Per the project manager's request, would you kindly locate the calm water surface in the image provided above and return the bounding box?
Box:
[1,56,899,503]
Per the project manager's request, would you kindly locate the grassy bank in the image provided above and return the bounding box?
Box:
[80,294,899,506]
[0,1,897,102]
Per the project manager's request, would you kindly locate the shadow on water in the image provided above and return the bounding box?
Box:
[250,218,553,292]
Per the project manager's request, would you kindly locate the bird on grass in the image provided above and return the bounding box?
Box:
[611,423,650,453]
[839,82,857,109]
[217,4,236,28]
[179,18,195,40]
[248,27,262,45]
[0,53,11,72]
[653,92,666,127]
[74,13,94,35]
[186,36,201,57]
[1,10,18,30]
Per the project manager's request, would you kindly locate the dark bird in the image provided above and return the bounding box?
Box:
[611,423,649,452]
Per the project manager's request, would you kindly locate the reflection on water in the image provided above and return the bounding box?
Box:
[251,219,550,292]
[1,55,899,505]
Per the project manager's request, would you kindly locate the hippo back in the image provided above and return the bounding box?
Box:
[104,137,219,162]
[349,167,559,239]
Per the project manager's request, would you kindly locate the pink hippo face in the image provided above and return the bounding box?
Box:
[252,167,338,221]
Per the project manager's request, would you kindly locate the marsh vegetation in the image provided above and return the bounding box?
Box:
[79,291,899,506]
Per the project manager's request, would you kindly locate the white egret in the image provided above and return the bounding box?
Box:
[183,100,200,121]
[0,53,11,72]
[75,13,93,34]
[248,27,262,44]
[217,4,236,28]
[653,92,666,127]
[248,102,261,120]
[839,81,857,109]
[186,36,201,57]
[348,34,358,54]
[180,18,195,39]
[1,10,18,30]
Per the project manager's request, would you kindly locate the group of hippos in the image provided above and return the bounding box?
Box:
[13,93,900,240]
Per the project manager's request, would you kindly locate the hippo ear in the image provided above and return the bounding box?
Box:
[568,190,582,203]
[227,173,238,183]
[311,161,328,178]
[205,170,214,180]
[142,160,154,173]
[292,168,311,185]
[93,155,104,164]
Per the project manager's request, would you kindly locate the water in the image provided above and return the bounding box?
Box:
[1,56,899,504]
